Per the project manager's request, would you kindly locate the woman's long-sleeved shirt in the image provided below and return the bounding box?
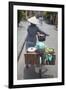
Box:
[26,24,48,44]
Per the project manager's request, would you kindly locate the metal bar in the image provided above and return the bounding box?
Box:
[17,35,27,61]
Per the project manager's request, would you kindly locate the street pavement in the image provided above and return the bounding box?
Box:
[17,21,58,80]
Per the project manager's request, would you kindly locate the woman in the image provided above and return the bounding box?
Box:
[26,16,49,50]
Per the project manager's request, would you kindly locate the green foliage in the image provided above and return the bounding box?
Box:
[17,10,26,26]
[43,12,58,25]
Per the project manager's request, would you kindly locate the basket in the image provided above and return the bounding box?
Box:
[38,35,46,41]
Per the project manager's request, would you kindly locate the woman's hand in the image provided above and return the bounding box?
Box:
[37,32,45,36]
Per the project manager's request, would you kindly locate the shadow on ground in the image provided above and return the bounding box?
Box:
[24,66,39,79]
[24,65,54,79]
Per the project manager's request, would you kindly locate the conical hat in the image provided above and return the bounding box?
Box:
[28,16,39,25]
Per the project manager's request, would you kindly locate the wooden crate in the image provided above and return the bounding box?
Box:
[24,53,56,65]
[24,52,39,65]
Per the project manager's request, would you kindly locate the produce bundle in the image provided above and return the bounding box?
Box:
[35,42,56,65]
